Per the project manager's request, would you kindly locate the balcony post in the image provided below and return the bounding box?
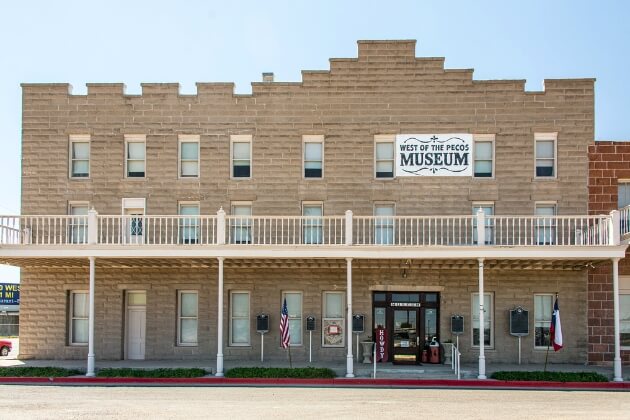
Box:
[88,208,98,245]
[345,210,353,246]
[217,207,226,245]
[477,258,486,379]
[86,256,96,377]
[216,257,225,377]
[345,257,354,377]
[476,208,485,246]
[612,257,623,381]
[609,210,620,246]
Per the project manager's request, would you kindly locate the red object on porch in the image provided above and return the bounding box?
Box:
[429,346,440,364]
[375,328,388,362]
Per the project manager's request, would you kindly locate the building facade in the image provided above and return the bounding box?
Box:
[1,40,627,379]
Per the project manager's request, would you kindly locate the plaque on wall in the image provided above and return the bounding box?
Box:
[322,318,344,347]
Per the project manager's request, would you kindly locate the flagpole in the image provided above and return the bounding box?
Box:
[288,343,293,368]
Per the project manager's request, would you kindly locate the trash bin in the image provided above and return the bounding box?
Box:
[429,337,440,364]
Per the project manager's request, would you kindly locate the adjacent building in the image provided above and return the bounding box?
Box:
[0,40,627,379]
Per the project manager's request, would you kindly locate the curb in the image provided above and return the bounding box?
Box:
[0,376,628,390]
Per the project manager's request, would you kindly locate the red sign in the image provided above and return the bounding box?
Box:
[375,328,388,362]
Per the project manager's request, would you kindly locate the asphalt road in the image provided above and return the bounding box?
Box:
[1,385,629,419]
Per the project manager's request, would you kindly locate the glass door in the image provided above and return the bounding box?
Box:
[392,309,420,364]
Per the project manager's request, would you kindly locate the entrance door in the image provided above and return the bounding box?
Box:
[126,292,146,360]
[392,309,420,364]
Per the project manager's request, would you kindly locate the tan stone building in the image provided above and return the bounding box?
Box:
[1,40,627,379]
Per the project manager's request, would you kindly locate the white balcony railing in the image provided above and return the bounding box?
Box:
[0,210,623,247]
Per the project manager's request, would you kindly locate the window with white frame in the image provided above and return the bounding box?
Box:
[472,203,494,245]
[178,291,198,345]
[69,291,88,345]
[535,133,557,178]
[473,135,494,178]
[69,135,90,178]
[303,135,323,178]
[322,291,345,347]
[535,203,556,245]
[620,277,630,349]
[534,294,553,348]
[618,181,630,209]
[230,291,250,346]
[282,292,302,346]
[68,202,89,244]
[178,202,200,244]
[231,135,251,178]
[472,293,493,347]
[230,203,252,244]
[302,202,323,244]
[374,204,395,245]
[375,135,395,179]
[125,135,146,178]
[179,136,200,178]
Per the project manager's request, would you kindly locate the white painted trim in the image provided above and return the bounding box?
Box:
[230,135,252,180]
[472,134,495,179]
[124,135,147,179]
[534,132,558,180]
[302,135,324,180]
[229,290,251,347]
[178,135,200,179]
[122,198,146,213]
[374,134,396,180]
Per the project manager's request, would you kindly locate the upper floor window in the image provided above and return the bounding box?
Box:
[535,133,557,178]
[69,202,89,244]
[374,203,395,245]
[535,202,556,245]
[473,135,494,178]
[179,135,200,178]
[178,202,200,244]
[375,135,395,179]
[472,203,494,245]
[302,202,323,244]
[618,181,630,209]
[69,135,90,178]
[230,202,252,244]
[231,135,252,178]
[303,135,323,178]
[125,135,146,178]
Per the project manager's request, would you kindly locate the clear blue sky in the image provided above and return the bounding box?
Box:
[1,0,629,282]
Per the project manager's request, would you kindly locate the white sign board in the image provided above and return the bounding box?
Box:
[395,134,473,177]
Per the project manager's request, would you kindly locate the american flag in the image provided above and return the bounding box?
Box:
[280,298,290,349]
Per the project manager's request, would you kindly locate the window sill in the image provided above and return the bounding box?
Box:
[176,344,198,347]
[228,345,252,348]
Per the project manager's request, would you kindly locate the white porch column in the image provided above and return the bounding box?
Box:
[477,258,486,379]
[86,256,96,377]
[216,257,225,377]
[346,257,354,378]
[613,257,623,382]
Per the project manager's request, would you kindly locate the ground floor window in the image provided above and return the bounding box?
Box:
[472,293,493,347]
[322,291,344,347]
[177,291,198,346]
[69,291,88,345]
[230,291,250,346]
[0,314,18,336]
[534,294,553,348]
[282,292,302,346]
[621,277,630,348]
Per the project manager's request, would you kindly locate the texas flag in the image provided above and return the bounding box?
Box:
[550,297,563,351]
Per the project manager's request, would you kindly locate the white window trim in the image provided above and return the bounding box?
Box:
[230,201,253,245]
[534,132,557,179]
[230,134,252,180]
[374,134,396,180]
[534,293,554,349]
[178,135,200,179]
[620,276,630,350]
[302,201,324,245]
[69,290,88,346]
[69,134,90,179]
[373,202,396,245]
[229,290,251,347]
[472,134,495,179]
[322,291,345,348]
[124,134,147,179]
[471,292,494,349]
[177,290,198,346]
[282,291,303,346]
[302,135,324,180]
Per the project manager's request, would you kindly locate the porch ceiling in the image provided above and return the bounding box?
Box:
[0,257,604,271]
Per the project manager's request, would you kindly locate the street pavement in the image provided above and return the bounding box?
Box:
[1,385,629,419]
